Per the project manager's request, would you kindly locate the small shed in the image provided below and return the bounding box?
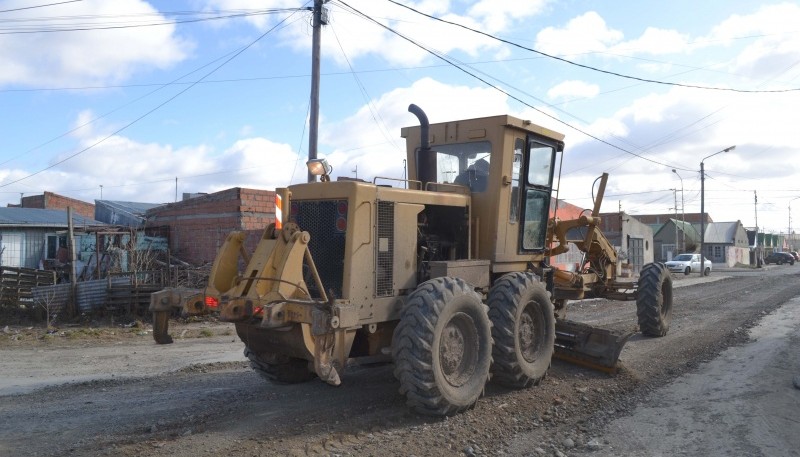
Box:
[0,208,106,269]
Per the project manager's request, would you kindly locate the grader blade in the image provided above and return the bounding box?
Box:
[553,320,634,373]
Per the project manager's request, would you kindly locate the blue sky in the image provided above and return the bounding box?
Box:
[1,0,799,234]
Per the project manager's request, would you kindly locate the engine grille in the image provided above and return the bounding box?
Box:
[290,200,346,298]
[376,201,394,297]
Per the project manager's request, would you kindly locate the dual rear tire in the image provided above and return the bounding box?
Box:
[392,274,555,415]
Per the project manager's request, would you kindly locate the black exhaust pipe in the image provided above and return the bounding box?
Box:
[408,104,436,188]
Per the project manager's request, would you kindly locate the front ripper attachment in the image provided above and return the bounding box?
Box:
[554,320,634,373]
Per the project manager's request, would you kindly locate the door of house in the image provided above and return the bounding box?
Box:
[0,233,23,267]
[628,237,644,275]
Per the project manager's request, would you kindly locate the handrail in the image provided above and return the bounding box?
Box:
[373,177,422,190]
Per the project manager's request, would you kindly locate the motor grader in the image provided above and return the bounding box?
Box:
[150,104,673,416]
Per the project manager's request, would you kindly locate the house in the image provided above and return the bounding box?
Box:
[8,191,95,219]
[598,211,655,276]
[145,187,277,265]
[701,221,750,266]
[652,219,701,262]
[0,208,106,269]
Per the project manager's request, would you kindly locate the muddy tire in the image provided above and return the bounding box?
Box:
[636,262,674,337]
[392,277,492,416]
[244,347,317,384]
[488,272,554,388]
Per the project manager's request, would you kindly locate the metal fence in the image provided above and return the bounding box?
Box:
[31,277,129,314]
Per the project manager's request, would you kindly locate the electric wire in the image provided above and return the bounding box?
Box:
[0,5,311,188]
[335,0,694,173]
[0,8,304,34]
[384,0,800,94]
[0,0,82,14]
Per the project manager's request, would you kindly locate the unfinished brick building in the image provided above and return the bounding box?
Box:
[145,187,276,266]
[9,191,95,219]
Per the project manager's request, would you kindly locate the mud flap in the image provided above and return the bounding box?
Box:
[553,320,634,373]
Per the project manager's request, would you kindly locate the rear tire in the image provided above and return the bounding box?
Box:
[487,272,554,388]
[244,347,317,384]
[636,263,673,337]
[392,277,492,416]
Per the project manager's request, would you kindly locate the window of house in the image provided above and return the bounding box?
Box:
[46,234,68,260]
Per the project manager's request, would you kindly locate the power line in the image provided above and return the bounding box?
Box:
[0,0,81,14]
[384,0,800,94]
[336,0,694,172]
[0,6,311,188]
[0,8,303,34]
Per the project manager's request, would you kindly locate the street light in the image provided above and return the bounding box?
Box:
[672,169,685,251]
[700,145,736,274]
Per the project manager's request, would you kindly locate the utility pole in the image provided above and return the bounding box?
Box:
[308,0,328,183]
[755,191,761,267]
[672,189,678,257]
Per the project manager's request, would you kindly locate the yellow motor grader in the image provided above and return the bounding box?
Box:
[150,105,672,416]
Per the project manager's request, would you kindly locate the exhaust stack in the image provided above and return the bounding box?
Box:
[408,104,436,187]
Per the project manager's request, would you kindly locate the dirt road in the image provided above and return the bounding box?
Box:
[1,266,799,456]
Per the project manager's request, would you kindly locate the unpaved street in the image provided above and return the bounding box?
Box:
[1,266,799,456]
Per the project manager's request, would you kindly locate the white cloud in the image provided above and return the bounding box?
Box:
[609,27,690,56]
[535,11,623,57]
[712,3,800,80]
[319,77,511,180]
[0,0,191,87]
[202,0,549,67]
[547,80,599,100]
[468,0,551,31]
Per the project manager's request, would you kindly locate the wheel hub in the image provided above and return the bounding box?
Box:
[440,312,477,387]
[519,304,541,363]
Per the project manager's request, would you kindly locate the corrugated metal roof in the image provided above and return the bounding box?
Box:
[95,200,164,216]
[0,208,106,227]
[703,222,738,243]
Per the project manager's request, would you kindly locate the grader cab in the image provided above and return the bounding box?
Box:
[150,105,672,416]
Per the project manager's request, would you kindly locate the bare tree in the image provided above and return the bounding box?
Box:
[34,288,58,330]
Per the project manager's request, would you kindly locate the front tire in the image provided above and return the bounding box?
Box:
[636,263,673,337]
[487,272,555,388]
[684,266,691,275]
[392,277,492,416]
[703,267,711,276]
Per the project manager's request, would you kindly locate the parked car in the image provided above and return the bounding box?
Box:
[790,251,800,261]
[764,252,795,265]
[665,253,712,276]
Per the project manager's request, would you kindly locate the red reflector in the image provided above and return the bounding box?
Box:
[254,306,263,315]
[205,296,219,308]
[337,201,348,215]
[335,216,347,232]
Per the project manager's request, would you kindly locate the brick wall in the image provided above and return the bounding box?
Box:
[20,192,95,219]
[146,187,276,265]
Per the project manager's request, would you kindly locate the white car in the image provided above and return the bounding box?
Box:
[665,253,712,276]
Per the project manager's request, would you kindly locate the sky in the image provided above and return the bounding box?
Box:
[1,0,799,234]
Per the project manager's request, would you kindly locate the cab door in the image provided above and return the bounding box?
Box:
[518,135,559,253]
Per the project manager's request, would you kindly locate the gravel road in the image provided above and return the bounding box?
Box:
[1,266,798,457]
